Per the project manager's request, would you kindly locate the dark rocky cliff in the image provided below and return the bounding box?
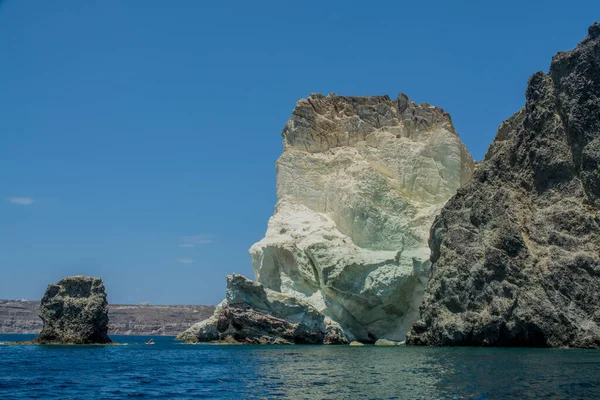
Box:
[408,23,600,348]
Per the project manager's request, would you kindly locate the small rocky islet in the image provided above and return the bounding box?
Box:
[6,275,213,345]
[11,23,600,348]
[31,276,112,345]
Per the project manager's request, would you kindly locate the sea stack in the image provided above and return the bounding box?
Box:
[33,276,112,344]
[407,23,600,348]
[180,93,474,343]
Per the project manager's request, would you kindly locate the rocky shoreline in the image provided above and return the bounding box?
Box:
[0,300,214,336]
[180,22,600,348]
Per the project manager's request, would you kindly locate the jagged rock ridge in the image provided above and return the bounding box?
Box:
[182,93,474,343]
[408,23,600,348]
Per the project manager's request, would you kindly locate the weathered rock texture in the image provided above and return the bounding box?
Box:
[0,300,215,336]
[247,93,474,341]
[33,276,112,344]
[177,274,347,344]
[408,23,600,348]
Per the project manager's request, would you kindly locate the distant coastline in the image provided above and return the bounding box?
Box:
[0,300,215,336]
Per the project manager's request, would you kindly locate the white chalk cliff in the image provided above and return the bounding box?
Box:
[249,93,474,341]
[179,93,474,343]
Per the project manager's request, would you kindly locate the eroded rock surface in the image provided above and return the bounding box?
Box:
[177,274,347,344]
[33,276,112,344]
[249,93,474,341]
[407,23,600,348]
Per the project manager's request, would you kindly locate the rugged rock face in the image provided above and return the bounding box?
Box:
[177,274,347,344]
[408,23,600,348]
[248,93,474,341]
[34,276,112,344]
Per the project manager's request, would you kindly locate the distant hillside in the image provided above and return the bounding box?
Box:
[0,300,215,336]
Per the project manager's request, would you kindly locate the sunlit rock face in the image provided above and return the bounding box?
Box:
[249,93,474,341]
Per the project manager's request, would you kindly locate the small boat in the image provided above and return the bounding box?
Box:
[145,339,155,345]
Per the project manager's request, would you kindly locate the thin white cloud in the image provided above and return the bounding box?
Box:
[177,235,213,248]
[8,197,34,205]
[176,258,195,264]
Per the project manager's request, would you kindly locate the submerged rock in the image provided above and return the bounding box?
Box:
[248,93,474,341]
[374,338,401,346]
[33,276,112,344]
[349,341,365,346]
[176,274,348,344]
[407,23,600,348]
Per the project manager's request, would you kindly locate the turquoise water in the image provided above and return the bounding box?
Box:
[2,334,600,399]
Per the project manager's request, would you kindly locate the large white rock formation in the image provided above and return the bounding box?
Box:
[249,93,474,341]
[178,93,474,343]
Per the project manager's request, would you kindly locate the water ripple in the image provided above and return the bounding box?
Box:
[2,335,600,399]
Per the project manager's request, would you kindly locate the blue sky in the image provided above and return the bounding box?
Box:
[1,1,598,305]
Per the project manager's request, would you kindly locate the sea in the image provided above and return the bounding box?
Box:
[1,334,600,399]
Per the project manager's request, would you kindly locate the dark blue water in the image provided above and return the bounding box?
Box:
[2,334,600,399]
